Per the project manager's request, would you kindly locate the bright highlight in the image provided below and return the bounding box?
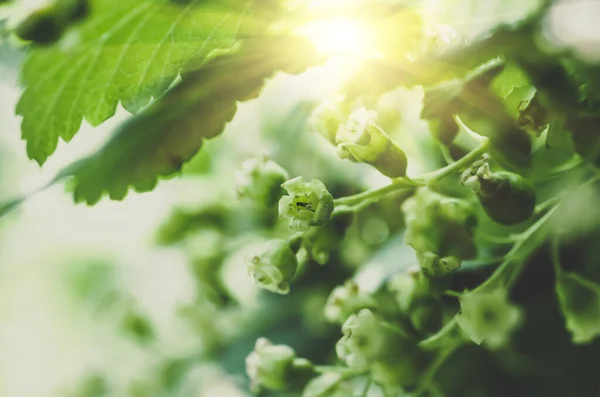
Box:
[296,18,373,56]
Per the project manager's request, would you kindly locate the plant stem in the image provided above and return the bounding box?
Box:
[444,290,462,298]
[334,176,423,206]
[313,366,368,378]
[419,318,460,350]
[472,204,558,293]
[414,343,461,395]
[424,138,489,183]
[333,139,489,208]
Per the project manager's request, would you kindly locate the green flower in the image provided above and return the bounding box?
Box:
[323,280,377,324]
[246,239,298,294]
[456,289,523,349]
[245,338,314,393]
[278,177,334,231]
[335,107,408,178]
[335,309,409,370]
[235,155,289,206]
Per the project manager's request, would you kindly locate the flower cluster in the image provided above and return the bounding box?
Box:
[402,188,477,275]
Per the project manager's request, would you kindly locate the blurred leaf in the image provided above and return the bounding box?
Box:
[64,260,117,309]
[491,63,530,99]
[120,310,155,345]
[156,205,228,245]
[427,0,545,39]
[17,0,248,164]
[556,271,600,344]
[72,374,110,397]
[59,36,319,204]
[545,122,573,150]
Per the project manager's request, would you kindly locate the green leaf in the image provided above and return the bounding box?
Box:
[345,22,534,99]
[17,0,247,165]
[491,62,531,99]
[60,36,318,204]
[556,271,600,344]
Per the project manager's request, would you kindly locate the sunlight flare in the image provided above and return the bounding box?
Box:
[296,18,374,57]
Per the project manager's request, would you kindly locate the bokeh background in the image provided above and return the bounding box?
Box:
[1,0,599,396]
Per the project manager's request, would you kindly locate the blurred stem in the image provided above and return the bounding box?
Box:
[477,230,518,245]
[444,290,462,298]
[419,318,460,350]
[550,234,562,274]
[314,366,369,380]
[360,378,373,397]
[414,343,461,395]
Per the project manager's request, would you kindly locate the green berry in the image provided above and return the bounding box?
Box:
[460,158,536,225]
[278,177,334,231]
[15,8,64,45]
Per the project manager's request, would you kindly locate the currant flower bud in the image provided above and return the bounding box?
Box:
[323,280,377,324]
[278,177,334,231]
[307,98,350,144]
[235,156,289,206]
[246,239,298,294]
[415,251,461,278]
[456,289,523,349]
[460,158,536,225]
[246,338,314,393]
[335,309,409,370]
[335,107,408,178]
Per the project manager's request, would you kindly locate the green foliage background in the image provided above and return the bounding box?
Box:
[1,0,600,396]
